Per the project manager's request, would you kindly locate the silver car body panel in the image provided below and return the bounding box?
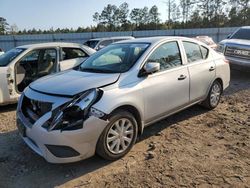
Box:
[30,70,120,96]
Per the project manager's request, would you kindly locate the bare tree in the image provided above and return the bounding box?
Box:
[180,0,196,23]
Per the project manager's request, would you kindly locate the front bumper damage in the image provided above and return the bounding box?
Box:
[16,88,108,163]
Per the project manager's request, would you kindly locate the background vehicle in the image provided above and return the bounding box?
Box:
[217,26,250,70]
[0,42,95,105]
[83,36,135,50]
[194,36,217,49]
[17,37,230,163]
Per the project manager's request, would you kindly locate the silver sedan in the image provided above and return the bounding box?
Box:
[16,37,230,163]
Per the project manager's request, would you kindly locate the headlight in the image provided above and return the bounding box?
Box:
[216,44,225,53]
[46,89,102,131]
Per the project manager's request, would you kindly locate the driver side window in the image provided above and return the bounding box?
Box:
[147,41,182,71]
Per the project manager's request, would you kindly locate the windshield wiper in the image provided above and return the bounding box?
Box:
[80,68,117,73]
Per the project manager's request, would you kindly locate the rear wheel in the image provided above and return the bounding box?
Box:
[96,110,138,160]
[201,80,222,109]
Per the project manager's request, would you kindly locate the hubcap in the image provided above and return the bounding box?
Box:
[106,118,134,154]
[210,83,221,107]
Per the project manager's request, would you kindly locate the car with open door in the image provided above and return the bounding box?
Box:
[16,37,230,163]
[0,42,95,105]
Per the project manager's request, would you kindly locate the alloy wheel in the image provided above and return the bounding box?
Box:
[210,83,221,107]
[106,118,134,154]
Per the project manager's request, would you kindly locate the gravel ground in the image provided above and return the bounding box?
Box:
[0,70,249,188]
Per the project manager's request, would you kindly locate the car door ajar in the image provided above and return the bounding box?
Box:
[141,41,190,124]
[182,41,216,102]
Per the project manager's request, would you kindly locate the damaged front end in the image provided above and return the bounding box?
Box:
[42,88,106,132]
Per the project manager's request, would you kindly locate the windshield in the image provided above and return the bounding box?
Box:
[80,43,149,73]
[0,48,26,67]
[230,28,250,40]
[84,40,100,49]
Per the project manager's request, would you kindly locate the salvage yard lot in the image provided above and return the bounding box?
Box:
[0,70,249,188]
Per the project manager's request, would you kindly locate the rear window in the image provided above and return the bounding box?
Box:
[84,40,100,49]
[183,41,203,63]
[62,48,87,60]
[0,48,25,67]
[230,28,250,40]
[99,40,113,47]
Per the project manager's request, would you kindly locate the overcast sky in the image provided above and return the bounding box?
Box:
[0,0,168,30]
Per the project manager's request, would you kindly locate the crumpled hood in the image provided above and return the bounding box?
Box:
[30,70,120,97]
[220,39,250,47]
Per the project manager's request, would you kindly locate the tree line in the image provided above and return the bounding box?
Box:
[0,0,249,35]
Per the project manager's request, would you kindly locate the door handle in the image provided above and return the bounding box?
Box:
[178,75,187,80]
[209,66,215,71]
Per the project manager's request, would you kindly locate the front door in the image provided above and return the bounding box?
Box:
[141,41,190,124]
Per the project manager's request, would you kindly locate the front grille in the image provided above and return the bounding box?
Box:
[21,96,52,124]
[225,46,250,60]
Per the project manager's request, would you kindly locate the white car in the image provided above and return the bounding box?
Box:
[0,42,95,105]
[17,37,230,163]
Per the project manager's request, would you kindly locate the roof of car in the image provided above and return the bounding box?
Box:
[115,36,199,45]
[88,36,134,41]
[241,26,250,29]
[18,42,84,49]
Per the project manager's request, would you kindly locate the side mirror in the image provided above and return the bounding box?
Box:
[139,62,160,77]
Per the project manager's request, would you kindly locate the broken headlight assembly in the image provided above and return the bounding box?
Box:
[44,88,104,131]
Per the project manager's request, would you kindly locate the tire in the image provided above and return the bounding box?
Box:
[201,80,222,110]
[96,110,138,160]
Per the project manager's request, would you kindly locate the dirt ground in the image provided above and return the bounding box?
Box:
[0,70,249,188]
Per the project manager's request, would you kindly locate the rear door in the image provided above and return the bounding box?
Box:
[182,41,216,102]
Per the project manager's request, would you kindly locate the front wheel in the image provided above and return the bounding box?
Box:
[201,80,222,109]
[96,110,138,160]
